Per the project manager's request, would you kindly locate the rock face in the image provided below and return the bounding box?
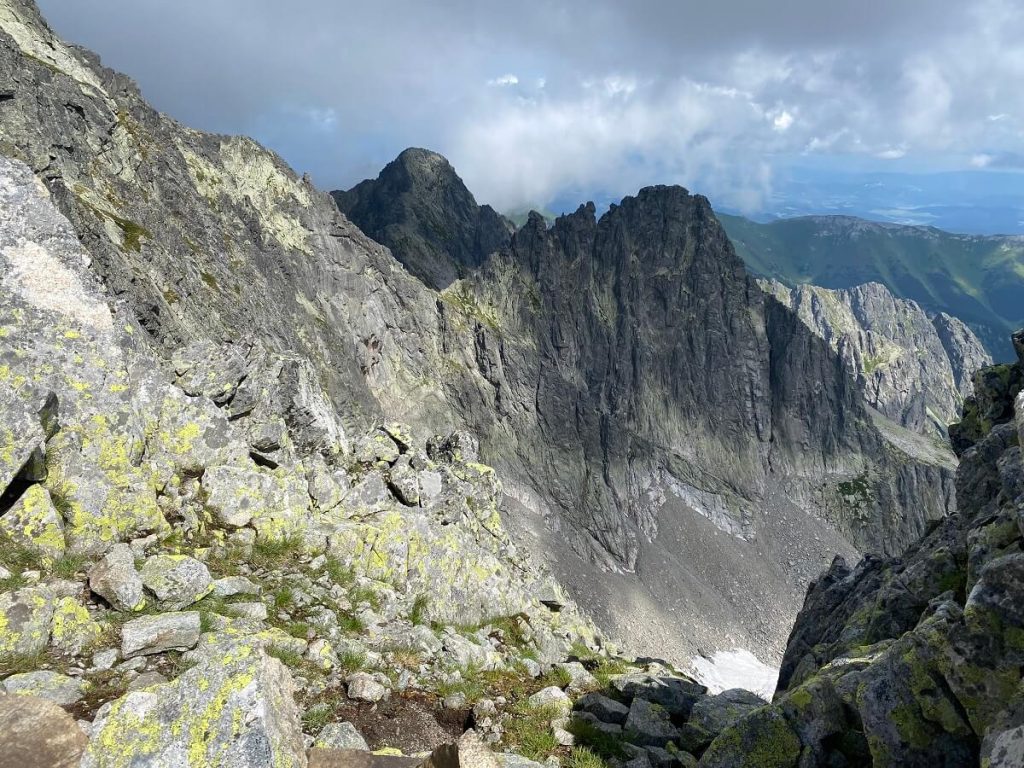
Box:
[0,0,952,668]
[699,335,1024,767]
[762,280,992,438]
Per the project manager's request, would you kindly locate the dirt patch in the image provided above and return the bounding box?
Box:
[333,693,471,753]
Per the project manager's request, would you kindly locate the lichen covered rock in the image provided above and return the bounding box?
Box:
[139,554,213,610]
[82,645,305,768]
[0,484,65,561]
[88,544,146,612]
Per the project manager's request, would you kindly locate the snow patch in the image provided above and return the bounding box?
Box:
[690,649,779,700]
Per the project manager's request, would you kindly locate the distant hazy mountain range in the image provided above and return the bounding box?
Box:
[720,214,1024,360]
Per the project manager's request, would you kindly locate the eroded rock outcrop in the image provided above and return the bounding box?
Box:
[697,335,1024,767]
[763,280,992,439]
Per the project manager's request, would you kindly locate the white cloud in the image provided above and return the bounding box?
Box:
[771,109,794,131]
[970,153,994,168]
[877,147,907,160]
[487,74,519,87]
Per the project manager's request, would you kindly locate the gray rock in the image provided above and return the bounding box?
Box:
[443,633,501,670]
[121,611,201,658]
[556,661,598,694]
[0,391,46,495]
[223,601,269,621]
[352,431,400,466]
[576,692,630,725]
[127,671,169,690]
[427,431,480,465]
[687,688,765,735]
[88,544,145,612]
[202,464,308,531]
[0,694,87,768]
[762,279,992,439]
[387,456,420,506]
[171,339,247,404]
[0,586,54,656]
[497,755,545,768]
[211,575,262,598]
[346,672,387,702]
[3,671,88,706]
[140,554,214,609]
[90,648,119,671]
[0,484,65,561]
[624,697,681,748]
[612,674,705,718]
[315,721,370,751]
[527,686,571,714]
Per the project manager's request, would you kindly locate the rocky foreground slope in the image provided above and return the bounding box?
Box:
[762,280,991,439]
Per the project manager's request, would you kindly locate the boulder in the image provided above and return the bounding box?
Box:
[422,731,502,768]
[698,708,801,768]
[346,672,387,703]
[0,693,87,768]
[139,554,213,609]
[556,661,598,694]
[612,674,706,718]
[314,721,370,751]
[171,339,247,404]
[121,611,201,658]
[624,697,681,748]
[528,685,571,715]
[576,692,630,724]
[0,585,54,656]
[202,464,309,536]
[0,484,65,561]
[426,431,479,465]
[687,688,766,735]
[82,645,305,767]
[3,670,88,706]
[211,575,262,598]
[50,595,103,655]
[88,543,146,611]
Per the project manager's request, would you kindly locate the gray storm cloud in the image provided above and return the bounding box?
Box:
[37,0,1024,213]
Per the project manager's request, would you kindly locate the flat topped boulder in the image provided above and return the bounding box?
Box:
[121,611,201,658]
[688,688,766,735]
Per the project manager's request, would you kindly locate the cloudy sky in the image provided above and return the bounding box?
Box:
[38,0,1024,230]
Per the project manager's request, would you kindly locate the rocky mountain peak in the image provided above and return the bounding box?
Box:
[333,148,513,290]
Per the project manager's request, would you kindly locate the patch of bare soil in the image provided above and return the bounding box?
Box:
[334,693,471,754]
